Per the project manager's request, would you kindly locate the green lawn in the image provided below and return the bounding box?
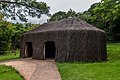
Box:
[0,50,20,61]
[0,50,23,80]
[0,65,24,80]
[57,43,120,80]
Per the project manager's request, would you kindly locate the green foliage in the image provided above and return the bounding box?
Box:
[11,22,38,49]
[0,21,13,51]
[0,20,39,51]
[0,51,20,61]
[49,11,67,22]
[0,13,3,20]
[57,43,120,80]
[0,0,50,22]
[49,9,82,22]
[82,0,120,41]
[0,65,24,80]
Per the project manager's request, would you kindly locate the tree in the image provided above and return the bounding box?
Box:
[0,0,50,22]
[49,11,66,22]
[0,21,13,51]
[81,3,105,30]
[11,22,39,49]
[0,13,3,21]
[90,0,120,41]
[49,9,80,22]
[77,0,120,41]
[0,15,39,51]
[66,9,77,17]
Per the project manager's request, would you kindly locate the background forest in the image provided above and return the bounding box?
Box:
[0,0,120,52]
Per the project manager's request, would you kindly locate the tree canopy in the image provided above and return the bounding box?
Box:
[85,0,120,41]
[0,19,38,51]
[1,0,120,53]
[0,0,50,22]
[49,9,81,22]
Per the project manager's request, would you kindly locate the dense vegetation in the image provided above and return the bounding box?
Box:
[0,0,50,22]
[0,18,39,52]
[0,0,120,52]
[0,65,24,80]
[0,0,50,52]
[49,9,81,22]
[82,0,120,42]
[57,43,120,80]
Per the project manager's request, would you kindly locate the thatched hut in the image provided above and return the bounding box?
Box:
[20,18,107,62]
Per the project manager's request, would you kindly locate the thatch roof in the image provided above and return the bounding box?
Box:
[24,17,105,34]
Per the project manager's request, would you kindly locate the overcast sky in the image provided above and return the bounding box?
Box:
[38,0,101,14]
[10,0,101,24]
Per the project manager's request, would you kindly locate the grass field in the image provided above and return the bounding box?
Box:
[0,50,20,61]
[57,43,120,80]
[0,65,24,80]
[0,50,23,80]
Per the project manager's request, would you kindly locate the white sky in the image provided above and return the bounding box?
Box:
[38,0,101,14]
[10,0,101,24]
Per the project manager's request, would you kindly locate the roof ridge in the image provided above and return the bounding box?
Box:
[24,18,104,34]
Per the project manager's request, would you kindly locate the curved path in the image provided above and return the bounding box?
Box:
[0,58,61,80]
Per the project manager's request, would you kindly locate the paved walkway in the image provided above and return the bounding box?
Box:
[0,58,61,80]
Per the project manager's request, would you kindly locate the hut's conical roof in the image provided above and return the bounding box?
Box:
[25,17,104,34]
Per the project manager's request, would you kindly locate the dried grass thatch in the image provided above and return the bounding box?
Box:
[20,18,107,62]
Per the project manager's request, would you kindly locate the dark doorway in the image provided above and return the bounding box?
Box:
[45,41,56,59]
[25,42,33,57]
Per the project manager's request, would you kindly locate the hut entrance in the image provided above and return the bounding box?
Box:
[45,41,56,59]
[25,42,33,57]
